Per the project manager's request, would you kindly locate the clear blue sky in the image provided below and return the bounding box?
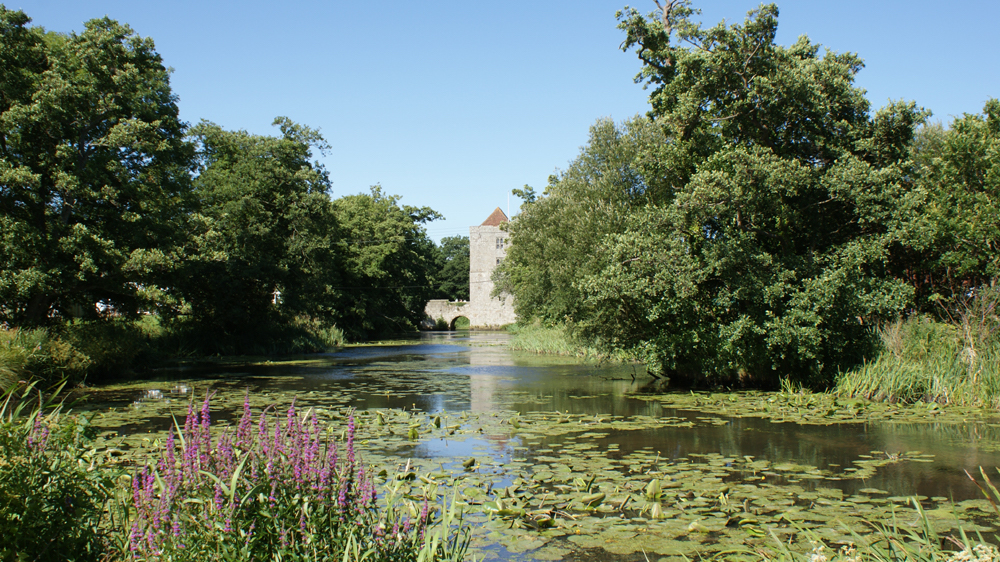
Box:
[12,0,1000,242]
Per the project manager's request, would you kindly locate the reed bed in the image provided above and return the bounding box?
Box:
[837,287,1000,407]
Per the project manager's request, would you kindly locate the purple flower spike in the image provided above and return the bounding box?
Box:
[237,392,252,449]
[346,412,355,468]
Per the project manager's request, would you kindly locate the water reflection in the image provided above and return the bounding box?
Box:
[100,331,1000,503]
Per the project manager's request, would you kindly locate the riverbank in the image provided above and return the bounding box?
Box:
[505,321,634,363]
[507,301,1000,409]
[8,336,1000,562]
[0,314,347,391]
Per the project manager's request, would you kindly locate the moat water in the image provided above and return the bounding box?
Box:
[86,332,1000,561]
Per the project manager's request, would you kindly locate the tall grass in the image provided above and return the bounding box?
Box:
[506,320,631,362]
[0,326,93,390]
[837,286,1000,407]
[506,321,585,356]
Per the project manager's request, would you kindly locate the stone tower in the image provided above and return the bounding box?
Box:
[423,207,517,329]
[469,207,510,314]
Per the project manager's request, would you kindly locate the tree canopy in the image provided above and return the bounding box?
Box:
[331,186,441,339]
[432,235,470,301]
[0,7,192,326]
[499,2,961,386]
[0,7,447,353]
[2,3,997,373]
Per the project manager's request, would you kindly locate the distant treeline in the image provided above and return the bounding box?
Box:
[0,6,468,371]
[496,2,999,388]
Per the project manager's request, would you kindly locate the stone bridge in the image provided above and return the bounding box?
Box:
[423,297,514,330]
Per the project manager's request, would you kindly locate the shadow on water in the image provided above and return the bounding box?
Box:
[82,331,1000,559]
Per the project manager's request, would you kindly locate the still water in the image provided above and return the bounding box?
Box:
[89,331,1000,560]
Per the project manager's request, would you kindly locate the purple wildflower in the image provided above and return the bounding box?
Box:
[347,412,355,467]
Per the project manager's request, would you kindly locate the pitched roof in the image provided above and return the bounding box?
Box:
[480,207,509,226]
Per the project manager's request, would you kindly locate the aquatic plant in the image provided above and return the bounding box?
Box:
[124,394,470,561]
[837,288,1000,407]
[0,382,115,562]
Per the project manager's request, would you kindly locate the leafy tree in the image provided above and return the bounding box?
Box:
[175,119,340,353]
[506,2,923,386]
[0,8,193,326]
[332,186,441,339]
[432,235,469,301]
[496,116,668,323]
[889,101,1000,307]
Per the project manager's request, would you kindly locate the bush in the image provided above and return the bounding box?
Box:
[124,395,470,561]
[0,384,115,561]
[0,327,92,389]
[57,319,157,378]
[157,313,344,357]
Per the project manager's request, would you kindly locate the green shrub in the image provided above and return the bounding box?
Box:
[0,327,44,391]
[157,313,344,357]
[0,327,91,389]
[0,384,115,561]
[57,319,155,378]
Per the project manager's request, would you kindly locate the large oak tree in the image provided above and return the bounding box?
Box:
[0,8,192,326]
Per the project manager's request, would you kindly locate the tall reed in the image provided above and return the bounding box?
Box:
[837,286,1000,407]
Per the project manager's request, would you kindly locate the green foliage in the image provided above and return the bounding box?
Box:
[174,119,342,353]
[0,326,93,389]
[56,319,156,378]
[837,285,1000,406]
[0,327,47,390]
[0,8,446,354]
[333,186,441,340]
[0,384,116,561]
[496,116,667,323]
[890,101,1000,308]
[433,235,470,301]
[504,3,924,386]
[0,7,193,327]
[506,320,626,361]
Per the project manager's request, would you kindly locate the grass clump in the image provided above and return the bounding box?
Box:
[506,319,631,362]
[0,326,93,391]
[837,286,1000,406]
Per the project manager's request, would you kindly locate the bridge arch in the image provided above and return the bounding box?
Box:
[423,300,470,330]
